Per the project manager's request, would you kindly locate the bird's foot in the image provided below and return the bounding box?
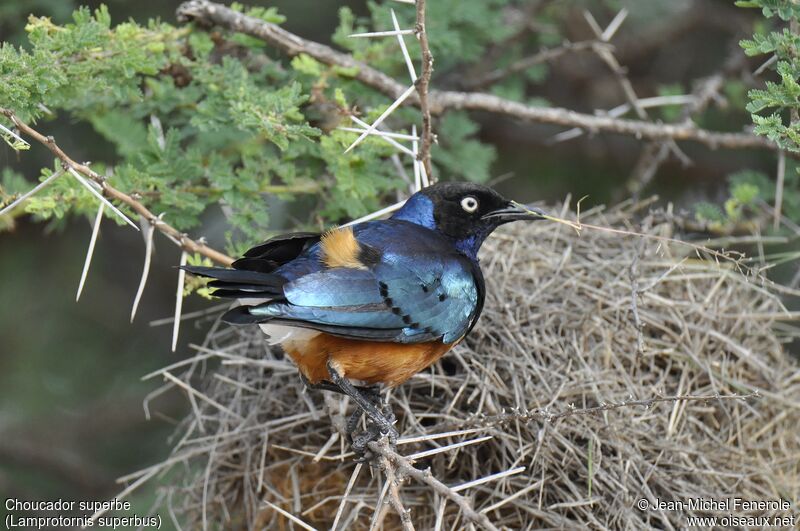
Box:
[323,361,398,461]
[348,401,398,462]
[351,423,398,462]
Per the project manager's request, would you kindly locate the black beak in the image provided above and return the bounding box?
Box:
[482,201,547,223]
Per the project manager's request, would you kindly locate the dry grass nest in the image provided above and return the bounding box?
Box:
[138,200,800,530]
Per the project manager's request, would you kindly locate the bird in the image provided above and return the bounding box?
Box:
[184,182,545,450]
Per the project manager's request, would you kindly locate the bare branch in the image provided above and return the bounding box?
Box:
[381,456,415,531]
[414,0,434,179]
[176,1,775,152]
[370,440,501,531]
[584,9,646,119]
[0,107,234,266]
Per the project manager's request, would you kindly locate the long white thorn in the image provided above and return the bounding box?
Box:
[131,218,156,322]
[349,29,414,38]
[344,84,416,153]
[406,435,493,461]
[420,163,429,188]
[451,466,526,493]
[397,427,487,445]
[601,8,629,41]
[347,117,415,157]
[391,9,417,82]
[172,250,188,352]
[412,125,422,192]
[337,127,418,141]
[76,202,104,301]
[339,200,406,228]
[68,167,139,231]
[0,169,64,217]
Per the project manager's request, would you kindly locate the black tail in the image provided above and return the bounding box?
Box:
[183,232,319,325]
[181,265,287,300]
[218,305,270,325]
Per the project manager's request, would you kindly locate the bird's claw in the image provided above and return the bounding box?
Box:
[348,405,397,461]
[351,424,398,462]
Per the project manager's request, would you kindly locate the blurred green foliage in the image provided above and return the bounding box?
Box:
[693,0,800,228]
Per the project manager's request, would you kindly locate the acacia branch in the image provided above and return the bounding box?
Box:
[371,440,501,531]
[0,108,234,267]
[414,0,434,179]
[176,0,776,152]
[322,394,499,531]
[381,453,415,531]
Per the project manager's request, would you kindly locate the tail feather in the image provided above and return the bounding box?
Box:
[208,280,282,293]
[182,265,287,300]
[182,265,284,286]
[221,305,269,325]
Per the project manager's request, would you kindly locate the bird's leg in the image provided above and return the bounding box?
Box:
[326,361,398,447]
[346,393,397,461]
[346,408,363,435]
[300,373,381,406]
[300,373,344,395]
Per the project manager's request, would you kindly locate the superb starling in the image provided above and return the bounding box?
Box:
[185,182,545,449]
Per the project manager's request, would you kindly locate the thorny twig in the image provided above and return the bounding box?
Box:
[175,1,777,152]
[369,439,502,531]
[323,394,498,530]
[584,10,646,119]
[0,108,234,266]
[381,454,415,531]
[414,0,434,179]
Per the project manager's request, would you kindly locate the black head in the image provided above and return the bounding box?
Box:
[392,182,545,257]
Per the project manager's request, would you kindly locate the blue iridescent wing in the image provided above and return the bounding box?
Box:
[248,221,482,343]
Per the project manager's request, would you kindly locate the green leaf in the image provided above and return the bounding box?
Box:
[433,112,496,183]
[291,53,323,77]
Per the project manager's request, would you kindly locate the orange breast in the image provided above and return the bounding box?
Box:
[283,333,454,388]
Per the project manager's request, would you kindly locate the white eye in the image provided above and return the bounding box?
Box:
[461,196,479,213]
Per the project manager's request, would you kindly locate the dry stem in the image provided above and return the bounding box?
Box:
[414,0,434,179]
